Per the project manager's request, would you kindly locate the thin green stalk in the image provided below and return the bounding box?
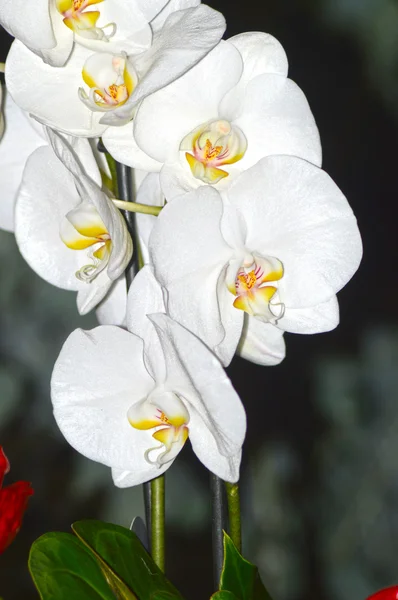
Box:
[225,482,241,552]
[112,198,162,216]
[151,475,165,572]
[0,62,5,73]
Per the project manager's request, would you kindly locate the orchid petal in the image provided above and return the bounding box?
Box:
[126,266,167,382]
[102,122,162,171]
[135,173,164,263]
[281,296,340,334]
[0,86,4,139]
[149,188,233,359]
[150,0,200,32]
[236,317,286,366]
[6,41,106,136]
[95,276,127,327]
[0,0,56,53]
[234,75,322,169]
[219,32,288,121]
[15,147,87,291]
[133,0,169,23]
[76,273,113,314]
[0,91,45,232]
[111,465,169,488]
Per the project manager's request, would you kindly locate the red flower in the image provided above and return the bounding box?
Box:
[367,587,398,600]
[0,446,33,554]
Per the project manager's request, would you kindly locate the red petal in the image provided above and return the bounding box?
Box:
[0,447,10,488]
[0,481,33,553]
[367,587,398,600]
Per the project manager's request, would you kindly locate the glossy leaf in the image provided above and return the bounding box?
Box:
[219,533,273,600]
[72,520,183,600]
[212,592,240,600]
[29,532,135,600]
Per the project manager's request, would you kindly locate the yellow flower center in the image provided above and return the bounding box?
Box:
[230,257,285,323]
[60,203,112,283]
[128,393,190,468]
[79,53,138,112]
[180,119,248,185]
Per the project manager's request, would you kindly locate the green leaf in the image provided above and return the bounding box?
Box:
[29,532,135,600]
[219,533,273,600]
[72,520,184,600]
[211,592,239,600]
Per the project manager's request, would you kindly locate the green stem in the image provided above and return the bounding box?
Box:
[225,482,241,552]
[0,63,5,73]
[112,198,162,216]
[151,475,165,572]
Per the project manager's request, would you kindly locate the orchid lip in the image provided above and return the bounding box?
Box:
[127,391,190,468]
[60,203,112,284]
[180,119,247,184]
[229,255,285,324]
[79,52,138,113]
[56,0,117,42]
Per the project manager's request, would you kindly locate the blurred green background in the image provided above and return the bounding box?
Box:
[1,1,398,599]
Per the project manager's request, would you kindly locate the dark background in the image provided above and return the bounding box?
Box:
[1,1,398,599]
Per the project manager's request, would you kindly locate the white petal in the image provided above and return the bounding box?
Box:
[237,317,286,366]
[215,268,244,366]
[126,265,166,382]
[159,160,202,201]
[102,122,162,171]
[0,85,3,139]
[234,75,322,169]
[227,156,363,308]
[15,146,83,291]
[0,90,46,232]
[148,313,246,482]
[229,31,288,77]
[135,173,164,262]
[133,0,169,23]
[150,0,200,32]
[112,463,168,488]
[6,41,106,136]
[220,32,289,121]
[133,40,243,163]
[76,273,113,314]
[46,128,102,186]
[0,0,56,52]
[280,296,339,334]
[149,188,233,356]
[43,0,74,66]
[51,326,156,474]
[100,5,227,125]
[96,276,127,327]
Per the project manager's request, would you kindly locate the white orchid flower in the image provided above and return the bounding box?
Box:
[15,128,132,315]
[0,89,46,232]
[103,32,321,200]
[149,156,363,366]
[0,0,169,67]
[51,265,246,485]
[5,4,226,136]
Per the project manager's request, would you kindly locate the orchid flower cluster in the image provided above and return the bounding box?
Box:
[0,0,362,490]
